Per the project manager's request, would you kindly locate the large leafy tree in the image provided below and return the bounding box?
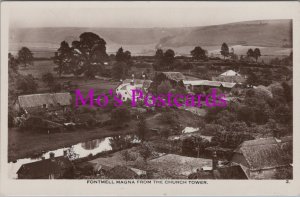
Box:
[155,48,164,59]
[18,47,34,68]
[163,49,175,69]
[220,43,229,59]
[54,32,108,79]
[191,46,207,60]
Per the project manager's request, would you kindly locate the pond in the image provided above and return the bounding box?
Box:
[8,134,140,179]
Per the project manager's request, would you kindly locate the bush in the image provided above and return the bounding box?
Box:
[16,74,38,94]
[111,107,131,126]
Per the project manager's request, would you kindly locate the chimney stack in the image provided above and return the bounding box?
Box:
[63,150,68,158]
[212,151,218,170]
[50,152,55,162]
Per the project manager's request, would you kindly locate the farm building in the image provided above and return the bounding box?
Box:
[231,137,292,179]
[116,79,152,102]
[149,72,186,93]
[14,92,72,114]
[183,80,236,94]
[17,153,73,179]
[212,70,246,83]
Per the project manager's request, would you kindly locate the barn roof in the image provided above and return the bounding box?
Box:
[162,72,186,82]
[234,138,290,170]
[17,93,71,109]
[17,156,72,178]
[220,70,241,77]
[183,80,236,88]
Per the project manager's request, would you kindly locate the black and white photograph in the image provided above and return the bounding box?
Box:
[0,1,299,196]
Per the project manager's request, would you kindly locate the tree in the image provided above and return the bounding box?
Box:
[155,48,164,59]
[42,72,55,87]
[16,74,38,94]
[157,80,172,94]
[253,48,261,62]
[246,71,259,87]
[55,32,108,79]
[116,47,131,62]
[111,107,131,126]
[191,46,207,60]
[281,82,292,103]
[18,47,33,68]
[163,49,175,69]
[121,150,135,164]
[139,144,152,162]
[53,41,72,77]
[137,116,147,142]
[8,53,19,72]
[111,61,127,80]
[79,32,107,60]
[247,48,254,59]
[220,43,229,59]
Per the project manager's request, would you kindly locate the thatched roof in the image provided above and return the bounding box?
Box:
[107,165,138,179]
[18,93,71,109]
[17,156,72,178]
[162,72,185,82]
[234,138,290,171]
[213,165,248,179]
[188,165,248,179]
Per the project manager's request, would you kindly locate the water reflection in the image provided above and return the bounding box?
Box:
[81,139,105,150]
[8,134,140,179]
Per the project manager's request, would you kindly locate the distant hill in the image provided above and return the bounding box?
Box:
[9,19,292,56]
[159,20,292,48]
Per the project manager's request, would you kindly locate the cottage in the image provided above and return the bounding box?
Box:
[14,92,72,114]
[116,79,152,102]
[17,153,73,179]
[231,137,292,179]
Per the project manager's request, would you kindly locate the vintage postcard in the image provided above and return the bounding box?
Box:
[0,1,299,196]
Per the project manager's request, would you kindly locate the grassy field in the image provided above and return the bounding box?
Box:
[18,60,57,78]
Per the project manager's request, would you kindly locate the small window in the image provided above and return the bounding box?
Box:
[125,92,127,95]
[123,97,126,101]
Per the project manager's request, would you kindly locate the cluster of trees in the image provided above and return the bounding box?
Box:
[54,32,108,78]
[153,48,176,70]
[203,81,292,139]
[111,47,132,79]
[270,51,293,66]
[8,47,34,71]
[8,52,38,96]
[247,48,261,62]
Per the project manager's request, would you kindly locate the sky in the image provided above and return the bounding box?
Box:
[5,1,296,28]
